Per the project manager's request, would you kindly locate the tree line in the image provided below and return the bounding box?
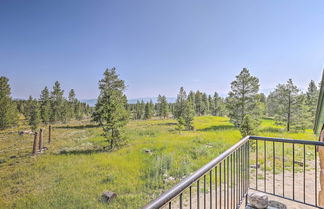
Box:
[0,67,320,149]
[0,78,91,131]
[128,90,227,120]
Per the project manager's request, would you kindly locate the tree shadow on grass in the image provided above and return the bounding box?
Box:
[58,148,110,155]
[198,125,236,131]
[156,122,177,126]
[55,124,101,130]
[259,127,284,133]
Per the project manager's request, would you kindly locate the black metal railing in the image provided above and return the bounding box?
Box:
[142,136,324,209]
[142,136,250,209]
[249,136,324,209]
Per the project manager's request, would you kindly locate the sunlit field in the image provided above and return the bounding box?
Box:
[0,116,317,209]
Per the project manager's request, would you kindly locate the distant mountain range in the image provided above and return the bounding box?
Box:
[80,97,177,107]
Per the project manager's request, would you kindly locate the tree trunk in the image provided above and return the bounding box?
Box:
[110,129,114,149]
[318,128,324,206]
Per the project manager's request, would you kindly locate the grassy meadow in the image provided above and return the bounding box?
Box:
[0,116,317,209]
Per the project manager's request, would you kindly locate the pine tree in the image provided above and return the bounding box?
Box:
[0,77,18,129]
[157,95,169,118]
[160,96,169,118]
[188,91,196,115]
[50,81,65,122]
[195,91,203,116]
[183,100,195,130]
[29,99,41,131]
[211,92,223,116]
[292,94,312,131]
[23,96,34,121]
[176,117,185,134]
[135,100,144,119]
[201,93,209,115]
[74,102,83,120]
[174,87,187,119]
[239,114,258,137]
[226,68,260,127]
[68,89,77,120]
[144,101,153,119]
[39,87,51,124]
[306,80,319,125]
[92,68,129,149]
[269,79,299,131]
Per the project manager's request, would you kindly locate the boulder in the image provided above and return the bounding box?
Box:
[101,191,117,202]
[18,130,34,135]
[268,200,287,209]
[144,149,153,155]
[248,192,268,209]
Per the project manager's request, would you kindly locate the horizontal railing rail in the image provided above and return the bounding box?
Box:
[142,136,324,209]
[143,136,250,209]
[249,135,324,209]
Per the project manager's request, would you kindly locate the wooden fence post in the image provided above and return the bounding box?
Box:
[32,132,38,155]
[48,125,51,144]
[38,128,43,152]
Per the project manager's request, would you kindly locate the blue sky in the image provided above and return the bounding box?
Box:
[1,0,324,99]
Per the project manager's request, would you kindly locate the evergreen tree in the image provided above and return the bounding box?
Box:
[183,100,195,130]
[68,89,77,120]
[195,91,203,116]
[188,91,196,115]
[174,87,187,119]
[270,79,299,131]
[135,100,145,119]
[157,95,169,118]
[208,95,213,115]
[201,93,209,115]
[175,117,185,134]
[0,77,18,129]
[292,94,312,131]
[144,101,154,119]
[306,80,319,125]
[239,114,258,137]
[160,96,169,118]
[50,81,65,122]
[92,68,129,149]
[211,92,223,116]
[24,96,34,121]
[29,98,41,131]
[39,87,51,124]
[226,68,260,127]
[74,102,83,120]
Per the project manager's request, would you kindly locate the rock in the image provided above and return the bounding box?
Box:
[294,161,303,167]
[101,191,117,202]
[10,155,16,159]
[144,149,153,155]
[0,159,5,164]
[42,147,48,151]
[163,176,175,184]
[18,130,34,135]
[248,192,268,209]
[267,200,287,209]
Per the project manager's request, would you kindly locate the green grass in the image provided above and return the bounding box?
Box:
[0,116,317,208]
